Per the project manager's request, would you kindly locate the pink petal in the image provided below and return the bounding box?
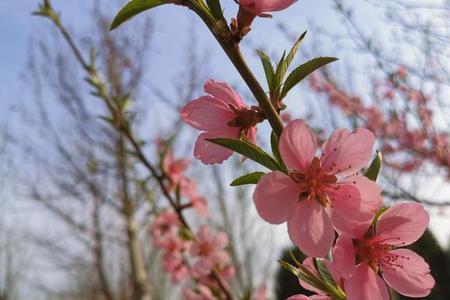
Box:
[279,120,317,172]
[181,96,235,131]
[381,249,434,297]
[194,129,239,164]
[246,126,257,144]
[287,200,335,257]
[320,128,375,177]
[253,171,299,224]
[254,0,297,14]
[329,235,355,282]
[375,202,429,246]
[203,79,244,109]
[345,263,390,300]
[299,257,326,295]
[287,295,331,300]
[327,175,382,238]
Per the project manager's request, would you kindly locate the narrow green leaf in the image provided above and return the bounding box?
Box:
[365,151,382,181]
[275,51,287,85]
[372,206,388,226]
[206,138,283,171]
[284,30,307,70]
[110,0,165,30]
[271,131,287,172]
[315,259,337,287]
[278,260,300,277]
[206,0,225,21]
[281,57,338,98]
[257,50,276,92]
[230,172,265,186]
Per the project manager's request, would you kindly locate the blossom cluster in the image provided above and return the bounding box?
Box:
[181,79,435,299]
[309,69,450,179]
[150,143,235,299]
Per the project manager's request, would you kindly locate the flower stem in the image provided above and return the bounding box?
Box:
[192,6,285,136]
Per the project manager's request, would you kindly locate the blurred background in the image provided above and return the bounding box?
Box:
[0,0,449,299]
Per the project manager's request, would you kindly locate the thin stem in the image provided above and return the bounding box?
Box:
[36,2,234,298]
[192,6,284,136]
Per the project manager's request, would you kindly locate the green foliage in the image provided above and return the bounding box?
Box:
[206,138,284,171]
[365,151,382,181]
[257,32,337,103]
[230,172,265,186]
[270,131,287,172]
[275,248,312,299]
[110,0,165,30]
[281,57,338,99]
[206,0,225,22]
[257,50,276,92]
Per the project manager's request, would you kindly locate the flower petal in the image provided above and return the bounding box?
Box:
[287,295,331,300]
[253,171,299,224]
[321,128,375,177]
[287,200,335,257]
[204,79,244,109]
[194,129,239,164]
[279,119,317,172]
[345,263,390,300]
[327,175,382,238]
[329,235,355,283]
[181,96,235,131]
[375,202,429,246]
[299,257,326,295]
[381,249,434,297]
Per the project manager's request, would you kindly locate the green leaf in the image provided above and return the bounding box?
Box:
[206,0,225,21]
[206,138,283,171]
[275,51,287,86]
[278,260,300,277]
[257,50,276,92]
[315,259,337,287]
[270,131,287,172]
[281,57,338,98]
[365,151,382,181]
[230,172,265,186]
[110,0,165,30]
[284,30,307,70]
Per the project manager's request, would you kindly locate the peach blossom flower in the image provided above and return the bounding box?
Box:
[181,79,262,164]
[340,203,434,299]
[254,119,382,257]
[190,226,231,278]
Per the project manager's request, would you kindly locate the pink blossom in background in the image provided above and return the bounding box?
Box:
[181,79,262,164]
[254,119,382,257]
[190,226,231,278]
[239,0,297,16]
[340,202,434,299]
[150,211,181,247]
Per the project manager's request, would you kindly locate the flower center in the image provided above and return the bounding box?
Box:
[198,242,213,257]
[227,105,265,132]
[289,157,337,206]
[354,239,404,272]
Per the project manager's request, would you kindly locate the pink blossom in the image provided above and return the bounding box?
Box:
[181,79,262,164]
[253,119,382,257]
[340,202,434,299]
[239,0,297,16]
[150,211,181,247]
[190,226,231,278]
[287,295,331,300]
[162,148,190,186]
[161,236,190,283]
[254,284,267,300]
[189,195,209,217]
